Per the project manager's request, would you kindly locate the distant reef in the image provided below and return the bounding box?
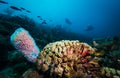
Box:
[0,13,91,77]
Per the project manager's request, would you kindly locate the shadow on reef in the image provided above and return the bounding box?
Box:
[0,13,91,78]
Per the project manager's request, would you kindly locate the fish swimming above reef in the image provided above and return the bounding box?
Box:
[41,20,47,24]
[65,18,72,25]
[85,24,94,31]
[20,7,31,13]
[20,7,26,10]
[0,0,8,4]
[26,10,31,13]
[10,6,21,11]
[37,16,41,18]
[37,16,42,20]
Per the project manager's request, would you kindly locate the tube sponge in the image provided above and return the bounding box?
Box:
[10,27,40,63]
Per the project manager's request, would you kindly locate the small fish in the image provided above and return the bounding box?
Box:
[85,24,94,31]
[65,18,72,25]
[0,0,8,4]
[26,10,31,13]
[41,20,47,24]
[37,16,43,20]
[37,16,41,18]
[20,7,26,10]
[10,6,21,11]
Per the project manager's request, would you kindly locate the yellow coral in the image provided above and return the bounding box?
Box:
[37,40,98,78]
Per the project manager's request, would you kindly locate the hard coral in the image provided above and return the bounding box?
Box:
[100,67,120,77]
[37,40,101,78]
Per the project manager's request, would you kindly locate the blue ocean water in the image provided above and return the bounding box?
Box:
[0,0,120,38]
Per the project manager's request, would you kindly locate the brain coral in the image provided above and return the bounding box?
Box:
[37,40,101,78]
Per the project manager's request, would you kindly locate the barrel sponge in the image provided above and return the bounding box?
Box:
[10,27,40,63]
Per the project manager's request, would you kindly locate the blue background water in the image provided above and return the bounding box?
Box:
[0,0,120,38]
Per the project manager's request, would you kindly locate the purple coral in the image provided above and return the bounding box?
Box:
[10,28,40,63]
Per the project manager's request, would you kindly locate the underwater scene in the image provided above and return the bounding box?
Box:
[0,0,120,78]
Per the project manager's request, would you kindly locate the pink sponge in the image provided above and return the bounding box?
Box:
[10,28,40,63]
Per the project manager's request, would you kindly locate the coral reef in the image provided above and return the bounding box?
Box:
[9,28,120,78]
[37,40,101,78]
[100,67,120,78]
[24,39,119,78]
[93,36,119,52]
[0,13,120,78]
[0,13,90,78]
[93,36,120,69]
[10,27,40,63]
